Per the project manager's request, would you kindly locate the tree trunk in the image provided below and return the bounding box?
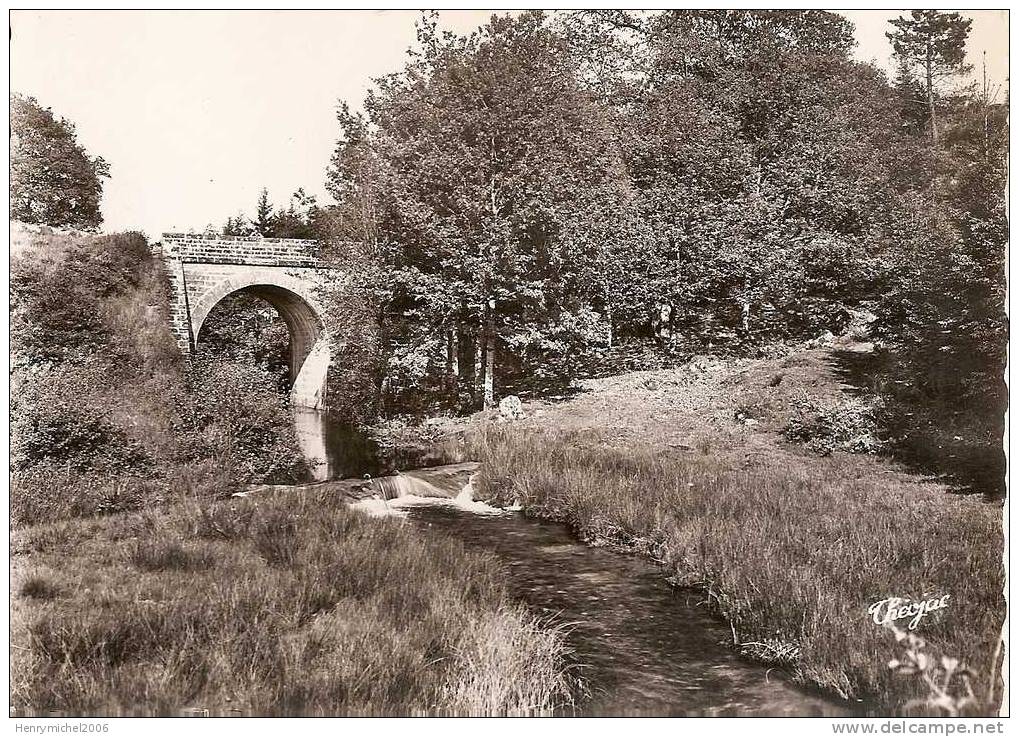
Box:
[474,330,485,407]
[982,51,990,157]
[926,45,938,145]
[484,332,495,410]
[606,303,614,348]
[483,299,496,409]
[455,329,475,405]
[445,329,458,384]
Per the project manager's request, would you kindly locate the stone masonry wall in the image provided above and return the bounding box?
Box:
[160,235,326,352]
[158,235,340,410]
[162,233,320,268]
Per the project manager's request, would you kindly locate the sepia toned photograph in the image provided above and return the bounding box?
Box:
[8,7,1009,723]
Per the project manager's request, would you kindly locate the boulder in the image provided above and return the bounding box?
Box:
[498,394,525,421]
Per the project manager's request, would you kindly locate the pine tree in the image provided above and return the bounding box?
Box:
[886,10,972,145]
[254,188,275,236]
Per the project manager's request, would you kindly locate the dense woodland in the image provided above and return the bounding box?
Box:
[322,10,1006,491]
[10,10,1008,496]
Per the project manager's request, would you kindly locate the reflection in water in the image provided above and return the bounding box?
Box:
[292,407,380,481]
[292,408,329,480]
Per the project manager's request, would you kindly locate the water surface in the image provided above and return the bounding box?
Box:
[378,468,856,717]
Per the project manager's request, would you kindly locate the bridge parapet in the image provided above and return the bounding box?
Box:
[162,233,321,268]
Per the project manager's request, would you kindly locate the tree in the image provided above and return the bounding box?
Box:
[223,213,252,236]
[327,11,631,411]
[564,10,907,348]
[10,94,110,231]
[272,188,322,239]
[253,187,274,236]
[886,10,972,145]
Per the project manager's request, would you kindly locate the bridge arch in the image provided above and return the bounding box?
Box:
[161,234,333,409]
[193,279,325,385]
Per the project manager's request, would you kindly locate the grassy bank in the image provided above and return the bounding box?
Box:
[11,491,577,715]
[464,425,1002,714]
[425,344,1004,715]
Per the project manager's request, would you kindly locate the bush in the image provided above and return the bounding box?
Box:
[173,357,309,485]
[10,225,312,526]
[782,393,882,455]
[12,360,151,474]
[11,227,153,365]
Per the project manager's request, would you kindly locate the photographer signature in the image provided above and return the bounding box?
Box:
[868,594,950,630]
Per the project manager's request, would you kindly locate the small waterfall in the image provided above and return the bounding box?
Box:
[351,466,503,517]
[368,473,453,500]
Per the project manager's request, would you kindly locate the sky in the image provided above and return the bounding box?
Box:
[9,9,1009,238]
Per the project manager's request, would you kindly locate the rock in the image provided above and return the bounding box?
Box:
[498,394,525,421]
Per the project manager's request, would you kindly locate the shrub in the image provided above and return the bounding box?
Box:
[782,393,882,455]
[20,573,61,600]
[11,226,314,528]
[11,228,153,365]
[173,357,309,484]
[12,360,151,474]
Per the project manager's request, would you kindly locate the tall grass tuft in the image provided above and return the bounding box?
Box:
[12,491,579,715]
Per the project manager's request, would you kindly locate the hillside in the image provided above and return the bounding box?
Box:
[10,222,307,525]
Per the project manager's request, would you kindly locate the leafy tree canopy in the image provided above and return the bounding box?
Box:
[10,94,110,231]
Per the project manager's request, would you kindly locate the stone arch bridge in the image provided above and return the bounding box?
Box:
[161,234,334,409]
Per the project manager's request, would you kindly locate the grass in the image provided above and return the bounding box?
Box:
[420,342,1004,715]
[11,491,579,716]
[460,423,1004,715]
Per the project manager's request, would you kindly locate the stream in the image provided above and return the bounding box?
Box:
[352,467,857,717]
[296,410,857,716]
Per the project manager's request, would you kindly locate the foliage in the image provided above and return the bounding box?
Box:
[570,10,910,349]
[782,393,882,456]
[872,32,1007,492]
[10,94,110,231]
[173,357,309,485]
[10,225,308,525]
[11,229,155,365]
[326,11,631,411]
[221,187,323,239]
[886,10,972,144]
[884,621,1000,716]
[319,10,1003,417]
[12,360,152,475]
[316,253,388,427]
[197,292,291,392]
